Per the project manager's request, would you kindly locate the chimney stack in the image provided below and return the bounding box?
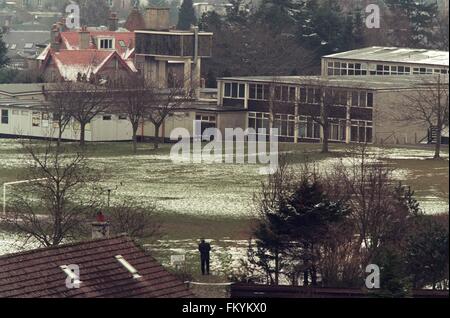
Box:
[108,12,119,32]
[92,212,110,239]
[50,24,60,51]
[144,7,170,31]
[79,26,90,50]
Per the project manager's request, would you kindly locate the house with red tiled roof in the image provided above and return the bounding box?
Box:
[0,235,194,298]
[35,12,137,82]
[40,48,136,82]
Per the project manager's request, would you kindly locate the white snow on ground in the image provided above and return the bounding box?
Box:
[0,231,39,256]
[0,140,448,257]
[145,239,249,276]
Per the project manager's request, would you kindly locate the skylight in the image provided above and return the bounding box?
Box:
[115,255,142,279]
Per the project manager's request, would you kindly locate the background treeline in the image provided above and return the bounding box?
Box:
[196,0,448,86]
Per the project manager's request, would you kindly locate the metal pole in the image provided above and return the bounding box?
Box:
[3,183,6,216]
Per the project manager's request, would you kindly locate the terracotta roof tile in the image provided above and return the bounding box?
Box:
[0,235,193,298]
[60,31,135,56]
[49,49,135,81]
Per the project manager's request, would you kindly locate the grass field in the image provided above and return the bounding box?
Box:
[0,138,448,279]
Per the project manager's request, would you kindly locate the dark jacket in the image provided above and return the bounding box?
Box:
[198,242,211,258]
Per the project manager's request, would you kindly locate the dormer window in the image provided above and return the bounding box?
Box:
[99,38,114,50]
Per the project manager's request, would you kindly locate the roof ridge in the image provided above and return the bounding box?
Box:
[0,234,130,260]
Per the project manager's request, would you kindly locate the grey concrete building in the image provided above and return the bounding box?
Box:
[322,47,449,77]
[213,75,449,145]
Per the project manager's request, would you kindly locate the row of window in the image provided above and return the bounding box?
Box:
[327,61,449,76]
[0,109,127,127]
[196,115,217,123]
[224,82,373,107]
[327,62,369,76]
[248,112,373,143]
[224,83,245,99]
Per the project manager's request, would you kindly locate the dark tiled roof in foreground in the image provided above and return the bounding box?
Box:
[0,235,193,298]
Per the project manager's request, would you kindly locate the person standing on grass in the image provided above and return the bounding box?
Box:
[198,239,211,275]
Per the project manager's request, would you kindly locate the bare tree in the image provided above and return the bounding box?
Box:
[108,197,161,240]
[327,145,411,263]
[146,77,193,149]
[395,75,449,159]
[43,82,76,147]
[111,74,154,153]
[4,140,104,247]
[300,79,347,153]
[60,79,111,147]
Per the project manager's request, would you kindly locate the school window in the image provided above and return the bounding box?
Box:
[300,87,307,103]
[298,116,320,140]
[248,112,270,132]
[367,93,374,107]
[328,119,347,141]
[273,85,296,102]
[334,90,348,106]
[273,114,295,137]
[118,115,127,120]
[1,109,8,124]
[351,91,373,108]
[351,121,373,143]
[249,84,267,100]
[307,88,314,103]
[103,115,112,121]
[225,82,245,99]
[327,61,367,75]
[352,92,359,106]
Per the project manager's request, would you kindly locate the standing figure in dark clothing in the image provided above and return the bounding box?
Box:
[198,239,211,275]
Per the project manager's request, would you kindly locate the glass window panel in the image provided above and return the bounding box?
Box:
[352,92,359,106]
[231,83,238,98]
[307,88,314,103]
[313,122,320,139]
[289,87,296,102]
[360,92,367,107]
[300,87,306,103]
[366,127,373,143]
[367,93,373,107]
[249,84,256,99]
[239,84,245,98]
[224,83,231,97]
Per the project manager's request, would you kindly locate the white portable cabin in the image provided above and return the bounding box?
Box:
[0,99,133,142]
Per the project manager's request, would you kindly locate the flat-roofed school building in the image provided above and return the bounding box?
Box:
[322,47,449,77]
[215,75,449,145]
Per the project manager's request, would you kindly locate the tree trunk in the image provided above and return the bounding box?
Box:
[153,124,161,150]
[80,122,86,148]
[303,271,309,286]
[274,251,279,285]
[311,266,317,286]
[57,126,63,149]
[434,130,442,159]
[132,124,138,154]
[322,123,329,153]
